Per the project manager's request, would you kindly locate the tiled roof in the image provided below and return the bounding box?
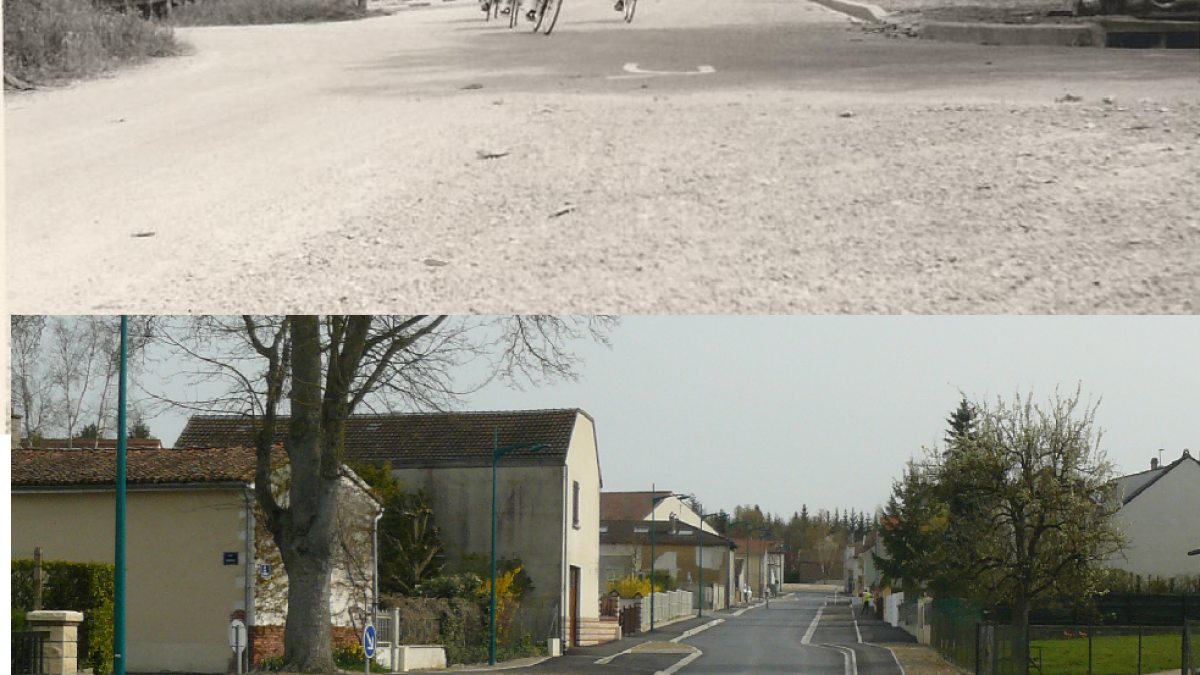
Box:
[11,447,265,487]
[18,438,164,450]
[600,520,736,548]
[601,491,671,521]
[1117,449,1198,505]
[176,409,585,467]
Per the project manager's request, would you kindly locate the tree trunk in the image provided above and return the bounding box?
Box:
[277,465,341,673]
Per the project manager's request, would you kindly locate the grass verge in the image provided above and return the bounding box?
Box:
[1032,633,1182,675]
[4,0,179,85]
[169,0,370,26]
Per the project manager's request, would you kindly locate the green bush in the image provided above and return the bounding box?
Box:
[11,559,116,675]
[3,0,178,83]
[12,608,27,630]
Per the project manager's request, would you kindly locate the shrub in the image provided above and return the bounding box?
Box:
[12,608,27,630]
[169,0,369,26]
[3,0,178,83]
[11,559,116,675]
[333,642,366,670]
[413,573,483,600]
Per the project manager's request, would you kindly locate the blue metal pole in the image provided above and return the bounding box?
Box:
[114,316,128,675]
[490,428,499,666]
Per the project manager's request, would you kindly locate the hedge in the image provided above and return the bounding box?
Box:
[11,559,116,675]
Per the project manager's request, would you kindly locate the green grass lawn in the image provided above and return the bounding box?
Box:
[1031,633,1182,675]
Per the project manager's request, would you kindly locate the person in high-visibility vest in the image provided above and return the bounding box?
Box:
[862,589,873,615]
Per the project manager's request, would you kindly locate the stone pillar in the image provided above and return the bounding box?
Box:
[26,610,85,675]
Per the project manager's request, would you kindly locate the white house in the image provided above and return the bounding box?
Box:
[1111,449,1200,580]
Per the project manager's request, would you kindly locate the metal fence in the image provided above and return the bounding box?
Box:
[932,617,1198,675]
[11,630,48,675]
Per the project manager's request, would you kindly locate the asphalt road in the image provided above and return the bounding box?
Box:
[7,0,1198,313]
[492,589,912,675]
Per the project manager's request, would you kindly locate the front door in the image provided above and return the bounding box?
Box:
[569,566,580,648]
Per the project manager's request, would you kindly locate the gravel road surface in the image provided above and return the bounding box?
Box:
[7,0,1198,313]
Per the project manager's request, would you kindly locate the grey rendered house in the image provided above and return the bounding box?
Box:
[177,408,606,648]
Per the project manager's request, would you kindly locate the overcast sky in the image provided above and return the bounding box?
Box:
[139,316,1199,520]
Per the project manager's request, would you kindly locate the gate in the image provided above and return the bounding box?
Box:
[620,600,642,636]
[12,630,49,675]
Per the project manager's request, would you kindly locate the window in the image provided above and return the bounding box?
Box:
[572,481,581,529]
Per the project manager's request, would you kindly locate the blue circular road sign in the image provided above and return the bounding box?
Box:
[363,624,377,659]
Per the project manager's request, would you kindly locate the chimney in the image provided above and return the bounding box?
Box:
[1151,457,1159,470]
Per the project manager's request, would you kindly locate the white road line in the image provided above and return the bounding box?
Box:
[671,618,724,642]
[656,649,703,675]
[824,644,858,675]
[801,603,825,645]
[884,646,906,675]
[594,648,632,665]
[853,606,862,644]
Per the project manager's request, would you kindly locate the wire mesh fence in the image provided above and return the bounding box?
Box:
[931,596,1200,675]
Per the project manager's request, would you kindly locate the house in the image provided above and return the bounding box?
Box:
[1111,449,1200,580]
[176,408,605,648]
[727,536,783,601]
[600,519,735,611]
[599,491,733,610]
[16,437,165,450]
[9,447,381,673]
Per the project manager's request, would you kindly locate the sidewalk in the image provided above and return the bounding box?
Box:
[444,605,754,674]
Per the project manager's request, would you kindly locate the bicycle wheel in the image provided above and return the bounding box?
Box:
[623,0,636,22]
[509,0,520,29]
[533,0,562,34]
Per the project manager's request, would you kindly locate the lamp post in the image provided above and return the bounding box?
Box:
[490,428,548,666]
[727,522,769,608]
[649,488,693,632]
[696,512,721,618]
[114,316,128,675]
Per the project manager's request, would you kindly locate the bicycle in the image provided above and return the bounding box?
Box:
[530,0,563,34]
[620,0,636,23]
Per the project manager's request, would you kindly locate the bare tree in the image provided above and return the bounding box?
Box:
[11,315,50,440]
[10,316,156,444]
[156,315,615,673]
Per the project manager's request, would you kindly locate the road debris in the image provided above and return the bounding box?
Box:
[424,259,449,267]
[1056,93,1083,103]
[131,231,156,238]
[476,148,510,160]
[549,204,577,218]
[838,110,855,118]
[461,83,484,90]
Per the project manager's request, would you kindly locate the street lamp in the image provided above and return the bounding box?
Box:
[697,511,722,618]
[490,428,548,666]
[649,487,693,632]
[727,522,769,607]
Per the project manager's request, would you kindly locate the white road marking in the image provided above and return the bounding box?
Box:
[606,63,717,80]
[853,606,862,644]
[671,618,724,642]
[824,644,858,675]
[656,649,703,675]
[594,648,630,664]
[884,646,907,675]
[801,603,825,645]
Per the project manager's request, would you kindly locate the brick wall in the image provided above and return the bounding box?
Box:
[250,625,361,665]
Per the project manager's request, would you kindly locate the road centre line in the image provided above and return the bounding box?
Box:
[801,603,825,645]
[853,605,862,644]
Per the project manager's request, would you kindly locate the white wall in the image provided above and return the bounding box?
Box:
[647,497,720,534]
[565,413,602,623]
[1112,457,1200,579]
